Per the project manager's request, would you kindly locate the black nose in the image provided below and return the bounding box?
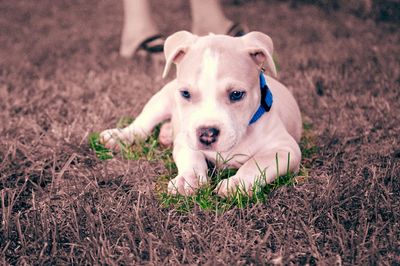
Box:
[197,127,220,146]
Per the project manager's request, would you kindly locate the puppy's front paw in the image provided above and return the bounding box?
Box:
[99,128,132,151]
[167,173,207,196]
[215,176,261,197]
[214,176,240,197]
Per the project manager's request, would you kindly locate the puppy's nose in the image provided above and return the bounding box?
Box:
[197,127,220,146]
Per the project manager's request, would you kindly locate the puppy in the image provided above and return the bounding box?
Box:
[100,31,302,197]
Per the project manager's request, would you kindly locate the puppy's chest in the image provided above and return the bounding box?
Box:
[201,145,254,169]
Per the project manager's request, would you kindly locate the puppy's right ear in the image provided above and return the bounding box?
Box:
[162,31,198,78]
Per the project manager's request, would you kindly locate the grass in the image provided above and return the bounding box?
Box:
[1,0,399,263]
[89,119,316,212]
[88,133,113,160]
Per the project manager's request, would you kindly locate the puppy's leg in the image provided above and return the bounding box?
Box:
[215,142,301,197]
[100,82,173,150]
[168,135,208,195]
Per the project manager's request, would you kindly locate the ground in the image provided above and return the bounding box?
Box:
[0,0,399,264]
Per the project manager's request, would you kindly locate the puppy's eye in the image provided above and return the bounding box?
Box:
[229,91,246,102]
[180,90,191,100]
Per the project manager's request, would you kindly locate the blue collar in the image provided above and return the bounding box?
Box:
[249,73,273,125]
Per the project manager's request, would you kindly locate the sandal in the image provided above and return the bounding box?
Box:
[139,34,165,53]
[226,23,248,37]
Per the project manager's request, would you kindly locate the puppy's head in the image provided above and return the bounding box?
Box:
[163,31,276,152]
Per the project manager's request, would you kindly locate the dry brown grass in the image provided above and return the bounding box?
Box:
[0,0,399,264]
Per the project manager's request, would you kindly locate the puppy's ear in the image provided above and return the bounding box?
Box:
[241,31,277,77]
[162,31,198,78]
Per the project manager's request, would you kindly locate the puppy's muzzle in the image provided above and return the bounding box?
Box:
[197,127,220,146]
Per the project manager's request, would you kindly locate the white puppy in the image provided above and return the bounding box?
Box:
[100,31,302,197]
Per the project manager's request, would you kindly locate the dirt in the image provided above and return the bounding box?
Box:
[0,0,399,264]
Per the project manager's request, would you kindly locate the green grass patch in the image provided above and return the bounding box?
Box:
[88,132,113,160]
[156,168,302,213]
[89,119,317,212]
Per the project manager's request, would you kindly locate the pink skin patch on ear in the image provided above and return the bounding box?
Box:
[173,50,186,64]
[252,52,266,65]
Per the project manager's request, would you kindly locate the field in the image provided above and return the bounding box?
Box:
[0,0,399,264]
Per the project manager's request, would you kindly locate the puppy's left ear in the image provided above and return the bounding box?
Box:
[162,31,198,78]
[241,31,277,77]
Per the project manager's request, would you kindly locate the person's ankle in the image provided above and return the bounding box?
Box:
[120,26,159,57]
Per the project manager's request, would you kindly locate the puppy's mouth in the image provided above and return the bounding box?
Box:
[195,140,236,153]
[197,143,217,151]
